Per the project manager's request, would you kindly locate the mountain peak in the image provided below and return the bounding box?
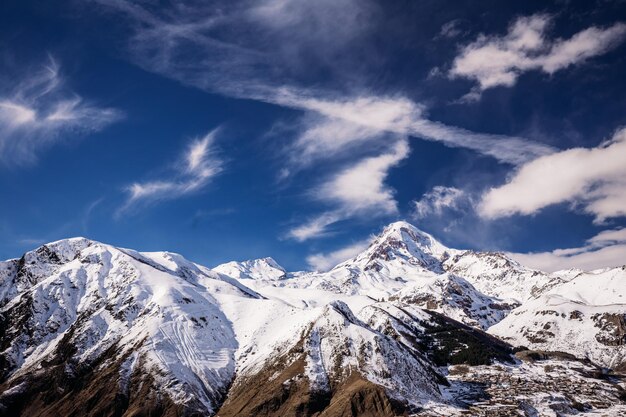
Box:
[341,220,453,274]
[383,220,423,232]
[380,221,445,250]
[19,236,96,266]
[256,257,283,269]
[213,257,287,280]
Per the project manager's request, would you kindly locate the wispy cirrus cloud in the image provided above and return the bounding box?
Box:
[479,127,626,223]
[413,186,470,219]
[272,91,555,167]
[287,138,409,241]
[449,14,626,100]
[287,211,344,242]
[283,114,385,170]
[119,129,224,214]
[0,56,122,165]
[92,1,554,167]
[315,138,409,215]
[508,227,626,272]
[277,94,551,239]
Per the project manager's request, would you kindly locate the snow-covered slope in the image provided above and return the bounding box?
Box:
[388,273,516,329]
[345,220,453,274]
[490,294,626,369]
[275,222,451,296]
[303,300,442,405]
[213,257,287,280]
[490,266,626,369]
[442,250,557,302]
[546,266,626,305]
[276,221,548,303]
[0,238,254,415]
[0,235,459,415]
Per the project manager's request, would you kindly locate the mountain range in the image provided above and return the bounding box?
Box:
[1,221,625,416]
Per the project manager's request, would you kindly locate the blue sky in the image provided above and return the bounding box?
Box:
[1,0,626,272]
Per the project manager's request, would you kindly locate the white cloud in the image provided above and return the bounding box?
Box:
[274,93,555,166]
[286,211,343,242]
[508,228,626,272]
[277,93,551,239]
[247,0,373,48]
[450,14,626,98]
[479,127,626,222]
[287,138,409,240]
[439,19,465,39]
[94,0,374,92]
[0,56,121,165]
[286,114,384,168]
[95,0,567,241]
[588,228,626,244]
[306,239,371,271]
[316,139,409,214]
[94,2,554,166]
[120,129,224,213]
[413,186,468,219]
[283,90,553,239]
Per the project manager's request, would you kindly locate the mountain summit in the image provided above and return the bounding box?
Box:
[214,257,287,280]
[342,221,453,274]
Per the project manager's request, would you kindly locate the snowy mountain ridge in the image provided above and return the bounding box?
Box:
[1,221,625,416]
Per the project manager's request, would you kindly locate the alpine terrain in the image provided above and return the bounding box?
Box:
[1,221,625,416]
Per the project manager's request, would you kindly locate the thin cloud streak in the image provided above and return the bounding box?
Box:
[413,186,468,219]
[95,0,575,245]
[0,56,122,165]
[268,90,555,166]
[119,129,224,215]
[287,211,344,242]
[508,228,626,272]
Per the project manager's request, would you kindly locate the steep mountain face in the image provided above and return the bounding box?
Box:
[388,273,516,329]
[0,235,491,416]
[213,257,287,280]
[0,239,249,415]
[1,221,626,416]
[219,301,446,417]
[441,250,558,302]
[346,221,453,275]
[317,220,557,304]
[490,266,626,369]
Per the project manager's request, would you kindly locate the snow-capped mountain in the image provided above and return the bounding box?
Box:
[271,221,551,303]
[441,250,559,302]
[388,273,516,329]
[213,257,287,280]
[0,238,250,415]
[1,221,626,416]
[490,266,626,369]
[243,222,521,329]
